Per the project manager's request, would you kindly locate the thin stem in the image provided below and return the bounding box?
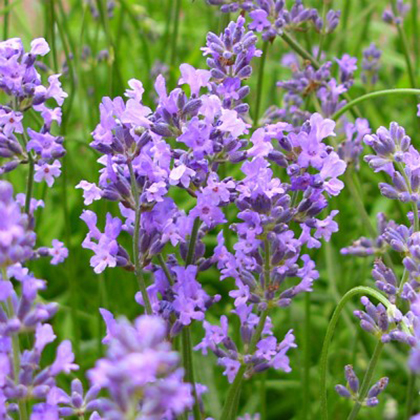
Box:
[260,373,267,420]
[413,0,419,72]
[253,41,269,126]
[3,0,10,40]
[320,286,393,420]
[181,216,202,419]
[339,0,351,55]
[281,32,320,68]
[303,292,311,420]
[186,218,200,266]
[181,328,201,420]
[24,155,34,216]
[392,0,417,88]
[170,0,182,67]
[347,341,385,420]
[316,0,328,61]
[405,373,416,420]
[220,309,270,420]
[344,171,376,238]
[157,254,174,285]
[332,88,420,120]
[127,161,152,315]
[48,0,59,72]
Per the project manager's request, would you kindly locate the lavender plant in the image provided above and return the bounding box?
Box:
[2,0,420,419]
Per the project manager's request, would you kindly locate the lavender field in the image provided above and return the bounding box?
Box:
[0,0,420,419]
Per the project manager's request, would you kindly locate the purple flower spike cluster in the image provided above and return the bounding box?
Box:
[342,118,420,390]
[76,15,345,407]
[207,1,340,40]
[383,0,410,25]
[0,38,67,186]
[275,52,360,127]
[361,44,382,86]
[88,311,193,419]
[0,180,78,418]
[335,365,388,407]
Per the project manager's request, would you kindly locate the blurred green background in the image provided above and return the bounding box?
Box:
[2,0,420,418]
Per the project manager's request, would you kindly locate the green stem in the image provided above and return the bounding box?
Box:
[303,292,311,420]
[127,161,152,315]
[344,171,376,238]
[220,309,270,420]
[181,216,202,419]
[347,341,385,420]
[24,155,34,216]
[157,254,174,285]
[186,218,200,266]
[253,41,269,126]
[281,32,320,68]
[392,0,417,88]
[316,0,329,61]
[413,0,419,72]
[170,0,182,67]
[181,328,201,420]
[260,373,267,420]
[339,0,351,55]
[48,0,59,72]
[332,88,420,120]
[405,373,416,420]
[3,0,9,40]
[263,237,270,288]
[320,286,393,420]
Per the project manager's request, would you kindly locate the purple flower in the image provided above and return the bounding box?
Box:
[30,37,50,56]
[190,193,226,228]
[88,314,192,418]
[34,160,62,187]
[48,239,68,265]
[178,63,211,97]
[50,340,79,375]
[80,210,122,274]
[76,180,102,205]
[27,129,65,160]
[249,9,271,32]
[218,357,241,383]
[335,54,357,84]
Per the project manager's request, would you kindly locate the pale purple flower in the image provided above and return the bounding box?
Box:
[178,63,211,97]
[76,180,102,205]
[249,9,271,33]
[314,210,339,241]
[34,160,62,187]
[218,108,249,138]
[30,37,50,56]
[48,239,68,265]
[219,357,241,383]
[0,109,23,136]
[50,340,79,375]
[169,164,196,188]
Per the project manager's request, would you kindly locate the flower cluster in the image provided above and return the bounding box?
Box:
[0,181,76,419]
[77,14,345,408]
[361,44,382,86]
[88,312,193,419]
[207,0,340,40]
[0,38,67,187]
[335,365,388,407]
